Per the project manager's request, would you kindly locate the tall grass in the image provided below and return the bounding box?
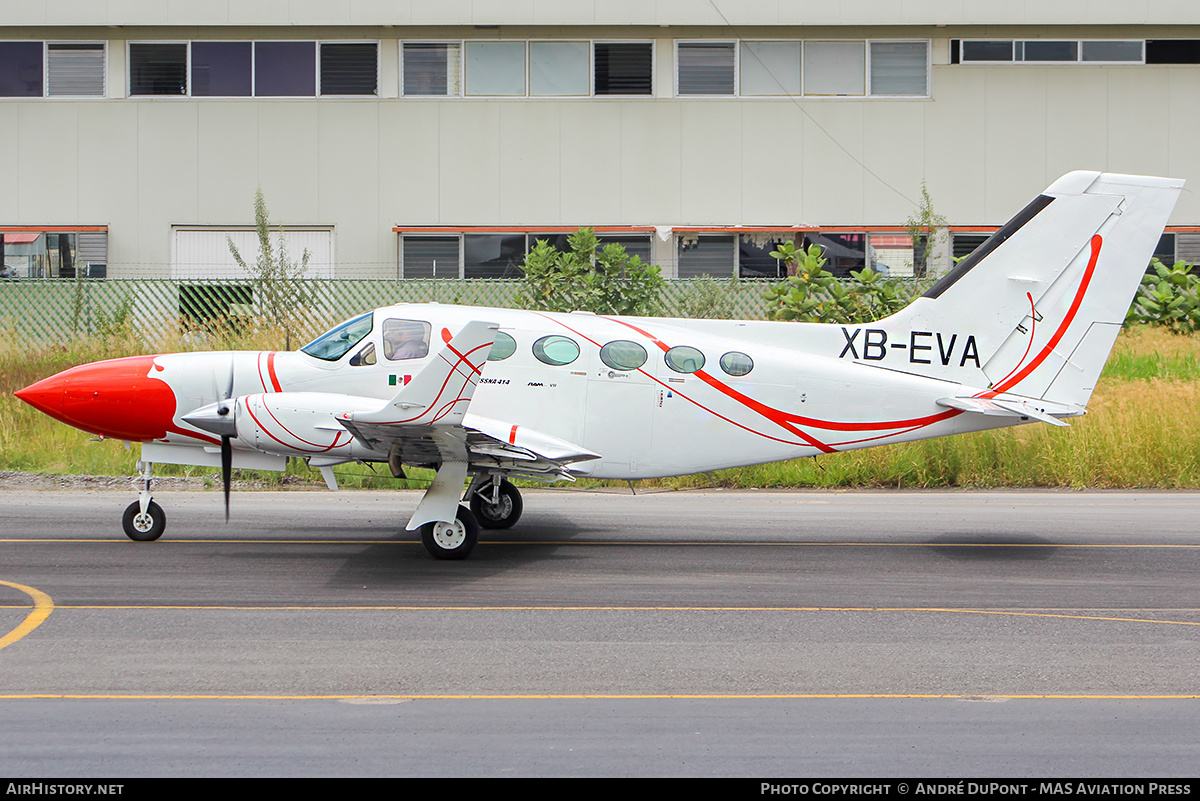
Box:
[2,324,1198,489]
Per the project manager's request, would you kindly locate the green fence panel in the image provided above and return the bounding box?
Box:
[0,277,780,344]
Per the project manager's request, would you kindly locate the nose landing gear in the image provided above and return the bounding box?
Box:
[122,460,166,541]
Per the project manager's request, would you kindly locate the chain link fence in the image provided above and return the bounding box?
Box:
[0,277,774,344]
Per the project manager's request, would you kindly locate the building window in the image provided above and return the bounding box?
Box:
[0,231,108,279]
[676,41,736,96]
[740,41,800,96]
[803,41,865,96]
[956,39,1144,65]
[129,42,187,95]
[1154,233,1177,266]
[400,232,653,278]
[678,235,736,278]
[320,42,378,96]
[1019,41,1078,62]
[464,233,526,278]
[402,42,461,96]
[594,42,653,96]
[1146,40,1200,64]
[402,236,460,279]
[1081,41,1144,63]
[464,41,525,97]
[130,41,374,97]
[530,41,590,97]
[869,41,928,96]
[47,43,105,97]
[255,41,316,97]
[738,236,786,279]
[951,233,991,261]
[0,42,44,97]
[192,42,252,97]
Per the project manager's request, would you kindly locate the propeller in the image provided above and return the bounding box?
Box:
[217,357,234,521]
[184,358,238,522]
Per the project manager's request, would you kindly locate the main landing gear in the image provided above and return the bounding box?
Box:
[469,477,523,530]
[122,460,166,542]
[417,475,524,560]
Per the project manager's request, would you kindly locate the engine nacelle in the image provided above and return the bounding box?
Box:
[187,392,385,459]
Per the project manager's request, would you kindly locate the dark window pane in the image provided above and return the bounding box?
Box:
[1146,40,1200,65]
[677,42,735,95]
[255,41,315,97]
[191,42,252,97]
[961,40,1013,62]
[1021,40,1077,62]
[0,42,43,97]
[738,235,785,279]
[403,236,459,279]
[129,43,187,95]
[952,234,990,260]
[807,233,865,278]
[320,42,377,95]
[599,235,652,264]
[1154,232,1177,267]
[464,234,526,279]
[677,235,735,279]
[1081,41,1142,62]
[594,42,652,95]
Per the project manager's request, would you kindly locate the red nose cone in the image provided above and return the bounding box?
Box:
[14,376,66,418]
[15,356,179,441]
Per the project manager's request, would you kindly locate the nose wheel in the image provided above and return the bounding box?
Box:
[122,500,166,541]
[122,458,166,541]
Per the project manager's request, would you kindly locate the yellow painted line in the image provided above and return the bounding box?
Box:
[0,580,54,651]
[0,693,1198,701]
[0,603,1196,627]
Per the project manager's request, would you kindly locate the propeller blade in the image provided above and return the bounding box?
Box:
[221,434,232,522]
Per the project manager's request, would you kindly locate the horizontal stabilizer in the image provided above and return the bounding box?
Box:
[936,395,1083,427]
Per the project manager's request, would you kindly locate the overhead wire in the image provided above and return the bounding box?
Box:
[705,0,920,209]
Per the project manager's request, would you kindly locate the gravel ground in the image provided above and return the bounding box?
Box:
[0,470,321,492]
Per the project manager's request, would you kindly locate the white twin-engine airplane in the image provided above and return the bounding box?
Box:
[15,171,1183,559]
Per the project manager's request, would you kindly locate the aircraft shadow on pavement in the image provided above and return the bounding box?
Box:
[924,532,1060,561]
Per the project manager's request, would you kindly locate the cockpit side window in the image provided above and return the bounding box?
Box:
[349,342,377,366]
[301,312,373,362]
[382,319,431,361]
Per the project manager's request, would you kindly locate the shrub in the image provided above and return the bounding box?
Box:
[516,227,664,316]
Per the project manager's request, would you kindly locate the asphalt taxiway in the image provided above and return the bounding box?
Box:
[1,488,1197,776]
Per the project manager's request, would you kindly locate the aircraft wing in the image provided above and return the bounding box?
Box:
[336,320,600,479]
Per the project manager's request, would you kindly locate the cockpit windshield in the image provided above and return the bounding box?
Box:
[300,312,373,362]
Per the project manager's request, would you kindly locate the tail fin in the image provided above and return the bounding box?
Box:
[882,171,1183,406]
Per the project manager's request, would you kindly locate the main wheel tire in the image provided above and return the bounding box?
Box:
[122,500,166,542]
[420,505,479,560]
[469,479,523,530]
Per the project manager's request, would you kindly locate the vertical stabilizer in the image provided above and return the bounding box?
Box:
[876,171,1182,407]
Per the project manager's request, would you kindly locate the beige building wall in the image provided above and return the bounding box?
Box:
[2,19,1198,277]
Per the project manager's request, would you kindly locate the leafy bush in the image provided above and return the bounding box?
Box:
[763,241,918,324]
[516,227,664,316]
[672,276,739,319]
[1125,258,1200,333]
